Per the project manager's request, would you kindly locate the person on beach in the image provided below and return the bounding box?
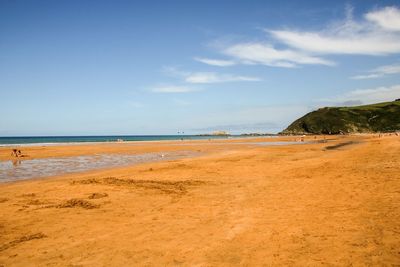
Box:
[11,149,18,157]
[11,149,23,157]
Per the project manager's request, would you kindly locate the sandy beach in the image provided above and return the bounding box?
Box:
[0,135,399,266]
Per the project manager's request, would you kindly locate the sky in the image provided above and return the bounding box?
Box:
[1,0,400,136]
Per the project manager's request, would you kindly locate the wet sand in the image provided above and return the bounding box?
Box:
[0,135,399,266]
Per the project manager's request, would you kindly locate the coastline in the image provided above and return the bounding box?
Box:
[0,135,310,162]
[0,134,398,265]
[0,135,277,147]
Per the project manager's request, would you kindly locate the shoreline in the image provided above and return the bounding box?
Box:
[0,135,279,147]
[0,135,325,162]
[0,137,255,148]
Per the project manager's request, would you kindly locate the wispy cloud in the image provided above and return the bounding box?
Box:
[321,84,400,105]
[194,57,236,66]
[185,72,261,83]
[269,6,400,55]
[163,66,261,84]
[223,43,335,68]
[197,6,400,68]
[351,63,400,79]
[151,85,198,93]
[189,104,312,134]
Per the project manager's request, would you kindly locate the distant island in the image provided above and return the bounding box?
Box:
[281,100,400,135]
[197,131,231,136]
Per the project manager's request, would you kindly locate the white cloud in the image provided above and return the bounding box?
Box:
[351,63,400,79]
[200,6,400,69]
[185,72,261,83]
[322,84,400,105]
[351,73,383,80]
[163,66,261,84]
[223,43,335,67]
[151,85,198,93]
[366,6,400,32]
[269,6,400,55]
[194,57,236,66]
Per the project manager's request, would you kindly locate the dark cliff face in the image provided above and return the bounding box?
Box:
[281,101,400,135]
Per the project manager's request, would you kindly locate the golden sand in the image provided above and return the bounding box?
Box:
[0,135,399,266]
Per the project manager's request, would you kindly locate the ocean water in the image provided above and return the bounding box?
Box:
[0,135,236,146]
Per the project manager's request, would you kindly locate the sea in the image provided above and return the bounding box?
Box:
[0,135,240,146]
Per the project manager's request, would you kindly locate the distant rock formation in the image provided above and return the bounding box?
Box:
[197,131,230,136]
[212,131,230,136]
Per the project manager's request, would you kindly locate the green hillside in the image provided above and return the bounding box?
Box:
[281,100,400,135]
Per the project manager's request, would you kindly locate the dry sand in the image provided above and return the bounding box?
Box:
[0,135,399,266]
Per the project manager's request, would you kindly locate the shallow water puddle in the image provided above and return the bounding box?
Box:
[0,151,199,182]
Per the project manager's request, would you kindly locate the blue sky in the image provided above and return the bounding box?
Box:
[1,0,400,135]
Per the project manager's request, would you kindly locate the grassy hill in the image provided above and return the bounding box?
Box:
[281,100,400,135]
